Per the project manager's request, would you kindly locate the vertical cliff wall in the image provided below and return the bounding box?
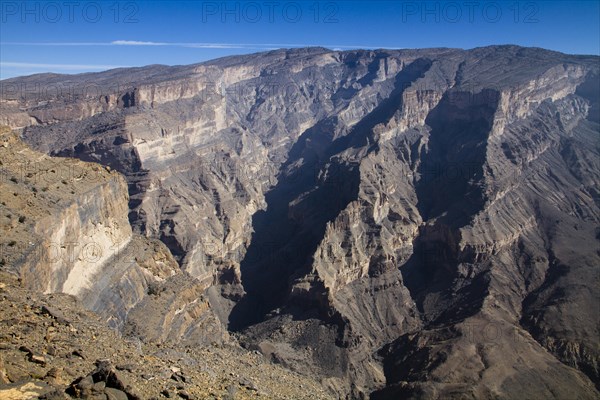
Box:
[0,127,227,346]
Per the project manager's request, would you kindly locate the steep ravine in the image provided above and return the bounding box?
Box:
[0,126,333,399]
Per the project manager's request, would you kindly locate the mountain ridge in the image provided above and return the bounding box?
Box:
[1,45,598,399]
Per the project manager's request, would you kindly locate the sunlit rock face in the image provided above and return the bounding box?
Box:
[0,131,228,348]
[2,45,599,399]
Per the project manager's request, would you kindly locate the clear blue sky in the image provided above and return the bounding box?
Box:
[1,0,599,79]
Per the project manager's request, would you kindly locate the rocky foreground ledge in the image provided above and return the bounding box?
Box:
[0,270,331,399]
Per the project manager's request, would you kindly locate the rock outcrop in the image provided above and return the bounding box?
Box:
[0,127,191,339]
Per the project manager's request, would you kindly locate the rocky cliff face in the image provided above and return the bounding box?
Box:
[1,45,599,399]
[0,126,128,292]
[0,126,231,344]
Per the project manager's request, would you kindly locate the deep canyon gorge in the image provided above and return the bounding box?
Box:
[0,45,599,399]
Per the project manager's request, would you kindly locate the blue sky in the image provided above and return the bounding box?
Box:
[0,0,599,79]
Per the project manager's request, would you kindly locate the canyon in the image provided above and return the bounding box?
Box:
[0,45,599,399]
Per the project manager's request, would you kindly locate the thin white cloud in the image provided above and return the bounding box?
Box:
[1,62,129,70]
[1,42,113,46]
[111,40,255,49]
[112,40,167,46]
[1,41,396,50]
[183,43,268,49]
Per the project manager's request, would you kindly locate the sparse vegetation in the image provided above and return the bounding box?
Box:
[147,282,163,296]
